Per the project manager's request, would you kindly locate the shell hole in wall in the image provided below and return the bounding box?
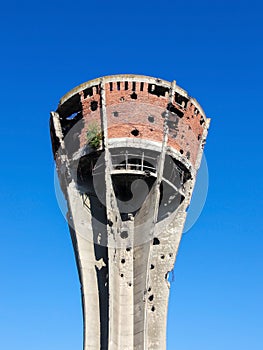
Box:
[167,103,184,118]
[90,101,98,111]
[130,92,137,99]
[160,255,165,259]
[148,116,155,123]
[83,87,93,98]
[153,237,160,245]
[120,273,124,278]
[148,295,154,302]
[121,258,126,264]
[126,247,131,252]
[150,264,155,270]
[131,129,139,136]
[120,230,128,239]
[148,84,169,97]
[113,111,119,117]
[151,306,155,312]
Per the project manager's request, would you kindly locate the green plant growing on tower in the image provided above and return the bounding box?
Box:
[86,122,102,149]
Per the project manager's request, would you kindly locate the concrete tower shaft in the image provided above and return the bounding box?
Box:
[50,74,210,350]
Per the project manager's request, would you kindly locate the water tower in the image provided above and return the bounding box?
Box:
[50,74,210,349]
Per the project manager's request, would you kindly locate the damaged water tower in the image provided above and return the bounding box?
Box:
[50,74,210,350]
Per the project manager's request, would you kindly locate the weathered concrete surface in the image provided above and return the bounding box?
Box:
[50,74,210,350]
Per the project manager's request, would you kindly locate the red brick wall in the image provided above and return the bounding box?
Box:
[62,79,206,167]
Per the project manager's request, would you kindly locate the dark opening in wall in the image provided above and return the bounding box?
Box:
[148,295,154,302]
[153,237,160,245]
[132,82,136,91]
[131,129,139,136]
[121,259,126,264]
[126,247,131,252]
[125,81,129,90]
[83,87,93,99]
[151,306,155,312]
[117,81,120,91]
[174,93,189,107]
[148,116,155,123]
[109,82,113,91]
[180,149,184,154]
[200,118,205,125]
[90,101,98,111]
[167,103,184,118]
[140,82,144,91]
[120,230,128,239]
[148,287,151,292]
[120,273,124,278]
[186,151,190,160]
[160,254,165,259]
[130,92,137,99]
[148,84,169,97]
[113,111,119,117]
[150,264,155,270]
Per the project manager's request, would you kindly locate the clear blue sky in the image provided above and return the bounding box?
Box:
[0,1,262,349]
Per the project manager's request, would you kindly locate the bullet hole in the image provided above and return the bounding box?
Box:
[180,149,184,154]
[153,237,160,245]
[120,273,124,278]
[160,255,165,259]
[169,253,173,257]
[150,264,155,270]
[90,101,98,111]
[151,306,155,312]
[113,111,119,117]
[148,295,154,302]
[125,81,129,90]
[120,230,128,239]
[148,116,155,123]
[130,92,137,99]
[121,259,126,264]
[128,282,132,287]
[126,247,131,252]
[186,151,190,160]
[131,129,139,136]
